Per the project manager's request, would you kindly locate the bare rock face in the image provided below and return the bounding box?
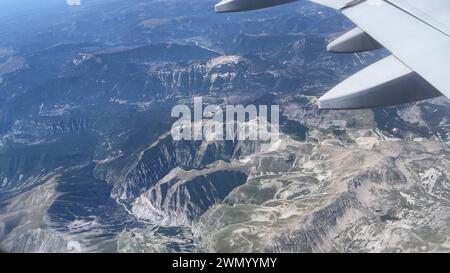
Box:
[197,128,450,253]
[103,132,256,202]
[132,166,248,225]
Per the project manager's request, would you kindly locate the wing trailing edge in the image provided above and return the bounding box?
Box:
[318,56,442,109]
[214,0,350,13]
[214,0,449,109]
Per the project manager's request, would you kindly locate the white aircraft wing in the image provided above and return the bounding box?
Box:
[215,0,450,109]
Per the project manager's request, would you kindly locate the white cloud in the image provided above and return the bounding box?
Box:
[66,0,81,6]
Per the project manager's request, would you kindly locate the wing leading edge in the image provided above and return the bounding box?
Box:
[214,0,449,109]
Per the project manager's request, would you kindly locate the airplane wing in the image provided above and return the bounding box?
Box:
[215,0,450,110]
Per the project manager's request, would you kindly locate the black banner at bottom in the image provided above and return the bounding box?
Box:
[0,252,442,272]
